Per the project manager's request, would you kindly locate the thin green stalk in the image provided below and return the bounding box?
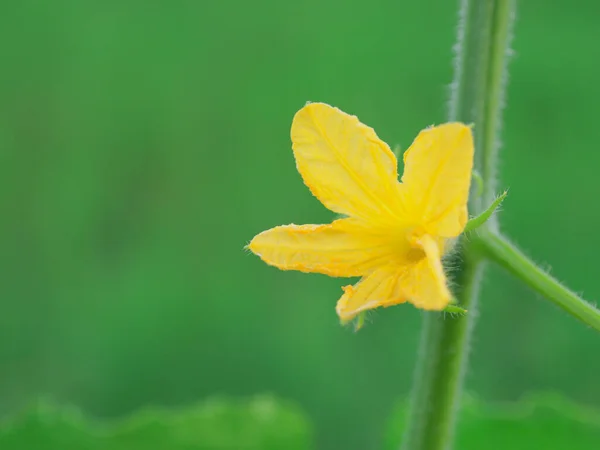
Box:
[480,0,514,221]
[400,257,483,450]
[401,1,516,450]
[476,229,600,331]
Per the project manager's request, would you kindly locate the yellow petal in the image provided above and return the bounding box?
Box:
[404,234,451,310]
[334,234,451,319]
[291,103,406,225]
[401,123,474,237]
[336,266,406,321]
[248,218,399,277]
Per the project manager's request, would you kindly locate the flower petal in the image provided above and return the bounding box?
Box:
[403,234,451,310]
[401,123,474,237]
[336,266,406,321]
[248,218,399,277]
[291,103,406,224]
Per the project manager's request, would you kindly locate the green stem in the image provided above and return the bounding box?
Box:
[480,0,514,222]
[401,1,516,450]
[401,258,483,450]
[476,229,600,331]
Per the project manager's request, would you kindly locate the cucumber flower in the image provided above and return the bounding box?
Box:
[248,103,474,322]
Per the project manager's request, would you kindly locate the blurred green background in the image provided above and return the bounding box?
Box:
[1,1,599,449]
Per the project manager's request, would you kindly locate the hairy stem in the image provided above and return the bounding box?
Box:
[401,1,516,450]
[476,229,600,331]
[401,257,483,450]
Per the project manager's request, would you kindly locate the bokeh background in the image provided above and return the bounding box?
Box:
[1,1,599,449]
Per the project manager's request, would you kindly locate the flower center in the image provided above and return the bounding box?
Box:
[406,246,426,263]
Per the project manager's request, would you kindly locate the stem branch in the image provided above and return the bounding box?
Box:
[476,229,600,332]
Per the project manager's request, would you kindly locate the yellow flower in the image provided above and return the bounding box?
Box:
[248,103,474,322]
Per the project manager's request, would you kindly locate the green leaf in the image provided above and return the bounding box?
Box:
[385,394,600,450]
[443,304,468,315]
[464,190,508,233]
[354,311,367,331]
[0,396,313,450]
